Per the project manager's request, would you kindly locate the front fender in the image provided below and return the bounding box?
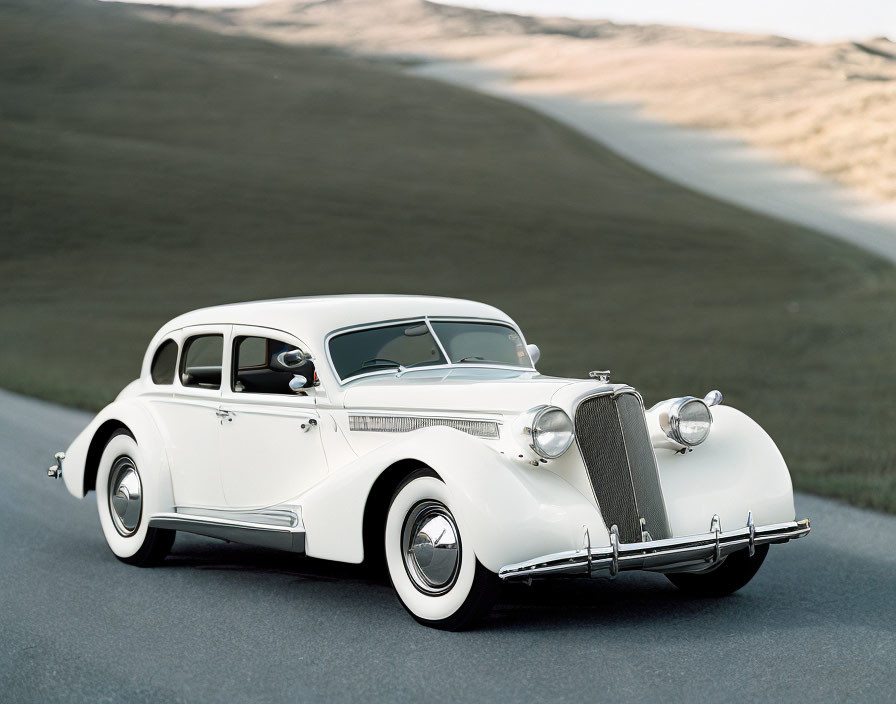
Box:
[300,426,606,572]
[62,399,175,516]
[656,405,795,536]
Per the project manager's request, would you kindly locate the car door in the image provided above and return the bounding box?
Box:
[219,326,328,509]
[162,326,229,507]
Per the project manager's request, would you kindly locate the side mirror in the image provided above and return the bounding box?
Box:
[526,343,541,366]
[270,346,316,389]
[289,375,308,394]
[703,389,723,407]
[274,348,307,369]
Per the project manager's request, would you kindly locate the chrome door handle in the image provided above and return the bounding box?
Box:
[216,409,234,422]
[299,418,318,433]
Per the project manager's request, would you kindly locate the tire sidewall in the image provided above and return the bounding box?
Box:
[96,432,150,559]
[385,474,476,623]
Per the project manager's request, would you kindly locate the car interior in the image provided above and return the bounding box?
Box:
[232,336,313,394]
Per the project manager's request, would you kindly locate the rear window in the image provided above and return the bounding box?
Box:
[150,339,178,385]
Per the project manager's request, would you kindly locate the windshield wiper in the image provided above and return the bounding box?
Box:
[361,358,403,369]
[457,356,506,364]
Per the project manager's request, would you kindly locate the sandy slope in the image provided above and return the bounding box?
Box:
[410,61,896,264]
[142,0,896,203]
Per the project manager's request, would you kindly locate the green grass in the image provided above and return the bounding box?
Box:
[2,0,895,511]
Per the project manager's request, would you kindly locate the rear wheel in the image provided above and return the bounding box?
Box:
[666,544,769,597]
[385,469,501,630]
[96,429,175,566]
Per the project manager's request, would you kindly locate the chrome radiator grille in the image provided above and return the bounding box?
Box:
[575,393,670,543]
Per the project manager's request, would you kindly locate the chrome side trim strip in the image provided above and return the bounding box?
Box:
[149,513,306,553]
[174,504,303,528]
[348,414,500,439]
[498,516,810,581]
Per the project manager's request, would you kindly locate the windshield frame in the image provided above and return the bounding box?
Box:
[325,316,535,384]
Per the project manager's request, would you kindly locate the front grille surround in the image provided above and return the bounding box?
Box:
[574,391,670,543]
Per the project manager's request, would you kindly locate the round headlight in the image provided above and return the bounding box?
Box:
[670,398,712,446]
[529,406,574,458]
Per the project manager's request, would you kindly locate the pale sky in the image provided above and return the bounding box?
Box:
[109,0,896,43]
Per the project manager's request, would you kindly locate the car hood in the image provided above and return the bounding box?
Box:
[340,368,579,415]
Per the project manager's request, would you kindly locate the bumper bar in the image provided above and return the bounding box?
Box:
[498,514,810,581]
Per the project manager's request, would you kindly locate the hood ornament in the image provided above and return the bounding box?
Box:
[589,370,611,383]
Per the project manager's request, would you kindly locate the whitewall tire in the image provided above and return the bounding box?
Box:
[95,429,175,566]
[385,469,501,630]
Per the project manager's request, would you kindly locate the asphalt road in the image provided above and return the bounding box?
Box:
[1,388,893,703]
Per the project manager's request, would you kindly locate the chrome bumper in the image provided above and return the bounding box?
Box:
[498,514,811,582]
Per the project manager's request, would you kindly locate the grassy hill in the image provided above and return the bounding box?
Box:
[1,0,895,511]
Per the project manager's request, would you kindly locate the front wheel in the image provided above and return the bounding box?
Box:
[385,469,501,630]
[96,429,175,567]
[666,544,769,597]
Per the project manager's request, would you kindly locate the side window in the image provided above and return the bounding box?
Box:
[150,339,178,385]
[232,336,309,395]
[181,334,223,389]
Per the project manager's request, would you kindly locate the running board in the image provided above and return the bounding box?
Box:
[149,511,306,553]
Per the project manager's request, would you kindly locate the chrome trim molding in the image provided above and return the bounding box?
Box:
[349,414,500,439]
[149,512,306,552]
[47,451,65,479]
[498,515,810,581]
[174,504,303,529]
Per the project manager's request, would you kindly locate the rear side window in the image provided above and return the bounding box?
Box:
[150,339,179,385]
[181,334,223,389]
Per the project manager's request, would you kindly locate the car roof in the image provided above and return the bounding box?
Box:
[159,294,515,346]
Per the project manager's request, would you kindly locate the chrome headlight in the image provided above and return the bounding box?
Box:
[666,397,712,447]
[524,406,574,458]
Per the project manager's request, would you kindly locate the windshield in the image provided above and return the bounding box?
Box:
[329,322,446,380]
[430,321,530,367]
[329,319,531,381]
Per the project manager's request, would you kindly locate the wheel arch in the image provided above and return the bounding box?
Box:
[360,459,440,569]
[83,420,134,495]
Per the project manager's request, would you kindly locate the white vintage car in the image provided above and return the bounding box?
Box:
[49,295,809,629]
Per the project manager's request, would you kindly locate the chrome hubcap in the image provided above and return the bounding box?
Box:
[108,456,142,537]
[402,501,461,595]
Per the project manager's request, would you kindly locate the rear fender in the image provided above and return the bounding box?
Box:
[300,426,606,572]
[62,399,174,516]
